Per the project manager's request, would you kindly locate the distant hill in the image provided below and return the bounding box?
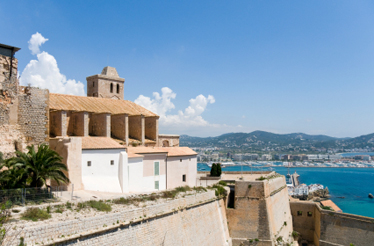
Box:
[179,131,374,153]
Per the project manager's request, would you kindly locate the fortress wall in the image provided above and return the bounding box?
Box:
[0,124,26,157]
[265,177,293,243]
[17,87,49,146]
[6,191,230,246]
[290,201,318,243]
[291,201,374,246]
[227,177,293,246]
[318,210,374,246]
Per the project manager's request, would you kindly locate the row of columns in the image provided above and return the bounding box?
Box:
[50,110,159,145]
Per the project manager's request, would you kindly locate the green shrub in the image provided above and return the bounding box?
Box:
[54,205,64,213]
[11,209,20,213]
[66,202,72,209]
[292,231,299,239]
[218,181,227,186]
[321,205,333,211]
[193,186,207,192]
[87,200,112,212]
[255,238,259,242]
[276,236,283,242]
[21,208,51,221]
[248,184,252,189]
[46,206,51,214]
[175,186,191,193]
[214,185,227,197]
[257,176,266,181]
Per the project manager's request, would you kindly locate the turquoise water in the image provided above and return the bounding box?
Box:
[198,163,374,218]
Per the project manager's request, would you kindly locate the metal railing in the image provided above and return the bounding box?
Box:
[0,186,67,206]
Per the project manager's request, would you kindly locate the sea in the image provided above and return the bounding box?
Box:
[197,163,374,218]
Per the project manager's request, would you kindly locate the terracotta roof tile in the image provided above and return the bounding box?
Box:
[81,137,127,150]
[321,200,342,212]
[127,146,197,157]
[49,93,158,117]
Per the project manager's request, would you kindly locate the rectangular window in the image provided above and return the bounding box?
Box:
[110,160,114,165]
[154,161,159,176]
[180,159,182,162]
[307,211,313,217]
[155,181,159,190]
[297,211,302,216]
[87,161,91,167]
[182,174,186,182]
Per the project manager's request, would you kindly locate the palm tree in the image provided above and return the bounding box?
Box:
[13,144,70,187]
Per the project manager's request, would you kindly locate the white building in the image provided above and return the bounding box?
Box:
[261,154,272,161]
[51,137,197,193]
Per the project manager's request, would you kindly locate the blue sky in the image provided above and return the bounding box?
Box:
[2,1,374,137]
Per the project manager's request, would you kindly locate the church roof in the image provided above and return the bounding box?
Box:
[81,137,127,150]
[127,147,197,157]
[101,66,119,78]
[49,93,158,117]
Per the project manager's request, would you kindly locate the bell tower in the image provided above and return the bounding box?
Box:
[86,66,125,100]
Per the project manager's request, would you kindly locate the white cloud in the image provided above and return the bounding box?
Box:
[20,33,85,96]
[135,87,215,128]
[28,32,48,55]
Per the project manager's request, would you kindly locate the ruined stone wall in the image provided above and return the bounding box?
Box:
[226,177,293,246]
[17,87,49,146]
[5,191,230,246]
[0,55,49,156]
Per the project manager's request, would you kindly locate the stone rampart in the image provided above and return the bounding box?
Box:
[291,201,374,246]
[6,191,230,246]
[226,176,293,246]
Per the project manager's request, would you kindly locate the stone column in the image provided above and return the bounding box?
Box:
[61,111,67,137]
[125,114,129,146]
[105,113,111,137]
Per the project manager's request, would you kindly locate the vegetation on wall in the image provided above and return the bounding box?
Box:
[0,144,70,189]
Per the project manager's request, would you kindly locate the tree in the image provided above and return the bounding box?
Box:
[1,144,70,188]
[210,163,217,176]
[217,163,222,176]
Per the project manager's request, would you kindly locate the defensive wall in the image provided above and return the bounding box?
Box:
[0,54,49,158]
[5,191,231,246]
[226,174,293,246]
[291,201,374,246]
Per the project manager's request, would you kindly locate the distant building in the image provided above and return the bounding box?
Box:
[261,154,272,161]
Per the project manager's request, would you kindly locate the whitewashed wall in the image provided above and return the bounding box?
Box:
[167,156,197,189]
[81,149,124,193]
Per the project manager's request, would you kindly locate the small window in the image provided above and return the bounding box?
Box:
[110,160,114,165]
[154,161,159,176]
[87,161,91,167]
[155,181,159,190]
[182,174,186,182]
[116,84,120,94]
[180,159,182,162]
[297,211,302,216]
[93,81,95,87]
[110,83,113,93]
[307,211,313,217]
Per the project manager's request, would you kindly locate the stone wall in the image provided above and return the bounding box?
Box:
[5,191,230,246]
[226,176,293,246]
[89,113,110,137]
[158,134,179,147]
[144,117,158,141]
[111,114,128,142]
[129,115,143,142]
[49,137,83,190]
[290,201,374,246]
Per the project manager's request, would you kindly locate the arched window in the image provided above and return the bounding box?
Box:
[117,84,120,94]
[163,140,170,147]
[110,83,113,93]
